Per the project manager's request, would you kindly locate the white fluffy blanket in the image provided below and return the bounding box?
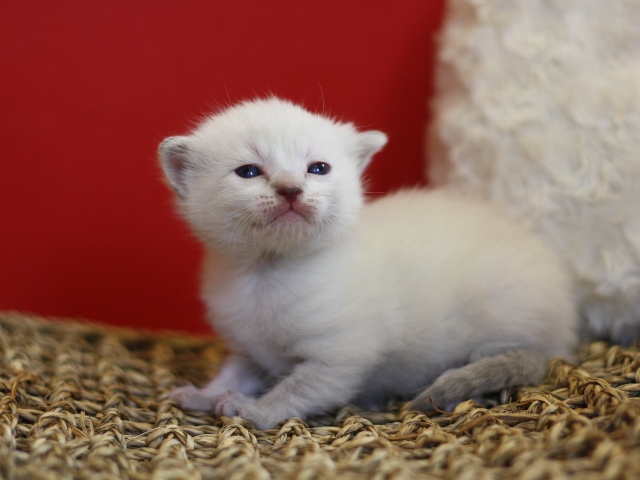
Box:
[429,0,640,343]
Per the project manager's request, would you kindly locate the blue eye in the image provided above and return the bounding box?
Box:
[307,162,330,175]
[235,165,262,178]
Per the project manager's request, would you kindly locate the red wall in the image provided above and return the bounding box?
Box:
[0,1,445,333]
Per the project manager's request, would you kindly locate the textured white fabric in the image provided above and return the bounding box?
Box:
[429,0,640,343]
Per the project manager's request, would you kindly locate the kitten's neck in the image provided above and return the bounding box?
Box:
[204,225,358,278]
[205,241,329,272]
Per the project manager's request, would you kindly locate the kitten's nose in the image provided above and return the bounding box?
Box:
[277,187,303,202]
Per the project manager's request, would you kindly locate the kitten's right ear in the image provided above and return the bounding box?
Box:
[355,130,388,173]
[158,136,193,199]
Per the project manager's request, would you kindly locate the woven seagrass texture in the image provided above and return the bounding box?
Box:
[1,312,640,479]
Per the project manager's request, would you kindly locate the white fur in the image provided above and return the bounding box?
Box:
[428,0,640,344]
[160,98,577,429]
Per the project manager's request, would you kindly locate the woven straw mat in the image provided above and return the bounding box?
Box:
[1,312,640,479]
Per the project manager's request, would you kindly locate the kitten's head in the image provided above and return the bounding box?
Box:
[159,97,387,260]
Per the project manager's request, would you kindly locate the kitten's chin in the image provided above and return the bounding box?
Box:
[210,216,341,263]
[243,214,328,260]
[203,203,347,261]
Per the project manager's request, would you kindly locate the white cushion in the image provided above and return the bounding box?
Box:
[429,0,640,343]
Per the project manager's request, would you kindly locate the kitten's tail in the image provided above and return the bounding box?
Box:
[409,350,548,412]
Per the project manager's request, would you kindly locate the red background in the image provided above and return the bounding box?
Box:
[0,1,446,333]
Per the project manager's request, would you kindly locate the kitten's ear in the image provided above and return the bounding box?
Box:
[158,136,194,199]
[355,130,388,172]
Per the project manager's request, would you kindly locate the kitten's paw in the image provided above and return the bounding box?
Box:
[409,374,463,413]
[170,384,214,411]
[409,390,453,412]
[238,402,285,430]
[212,392,283,430]
[212,391,253,417]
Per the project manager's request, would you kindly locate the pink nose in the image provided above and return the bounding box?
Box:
[277,187,303,202]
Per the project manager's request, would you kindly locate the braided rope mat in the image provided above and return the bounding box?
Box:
[1,312,640,479]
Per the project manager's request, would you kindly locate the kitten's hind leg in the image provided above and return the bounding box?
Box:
[170,354,267,411]
[409,349,547,412]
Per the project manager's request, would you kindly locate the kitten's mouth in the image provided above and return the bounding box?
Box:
[271,202,310,224]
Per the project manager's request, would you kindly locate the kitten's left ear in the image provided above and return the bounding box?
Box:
[355,131,388,172]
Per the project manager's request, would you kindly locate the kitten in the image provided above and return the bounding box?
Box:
[160,97,578,430]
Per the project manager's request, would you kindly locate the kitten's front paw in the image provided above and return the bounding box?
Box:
[170,384,214,411]
[212,392,283,430]
[212,391,253,417]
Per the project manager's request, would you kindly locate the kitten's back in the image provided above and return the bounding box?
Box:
[354,188,576,359]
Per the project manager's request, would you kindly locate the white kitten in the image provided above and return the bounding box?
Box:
[160,98,578,429]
